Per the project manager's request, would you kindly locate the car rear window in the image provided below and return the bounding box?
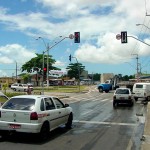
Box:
[135,84,143,88]
[2,98,35,111]
[116,89,129,94]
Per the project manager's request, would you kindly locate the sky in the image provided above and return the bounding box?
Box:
[0,0,150,77]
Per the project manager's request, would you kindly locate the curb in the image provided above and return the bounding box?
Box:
[141,102,150,150]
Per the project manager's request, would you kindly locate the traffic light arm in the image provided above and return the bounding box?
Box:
[128,36,150,46]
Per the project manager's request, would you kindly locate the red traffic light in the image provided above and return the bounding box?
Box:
[43,67,47,71]
[74,32,80,43]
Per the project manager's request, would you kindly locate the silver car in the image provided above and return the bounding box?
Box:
[113,88,134,108]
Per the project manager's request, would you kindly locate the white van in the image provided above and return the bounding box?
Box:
[133,82,150,101]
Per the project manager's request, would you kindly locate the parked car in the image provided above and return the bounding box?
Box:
[0,95,73,140]
[10,83,33,92]
[113,88,134,108]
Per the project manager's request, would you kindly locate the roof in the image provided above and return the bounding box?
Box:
[11,95,58,99]
[134,82,150,85]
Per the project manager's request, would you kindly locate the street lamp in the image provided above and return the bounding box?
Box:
[15,61,17,82]
[71,56,80,92]
[132,54,140,82]
[136,24,150,30]
[36,34,74,94]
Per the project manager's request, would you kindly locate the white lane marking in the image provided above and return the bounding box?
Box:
[82,110,93,116]
[73,120,136,126]
[101,99,109,102]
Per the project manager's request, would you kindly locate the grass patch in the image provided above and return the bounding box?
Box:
[5,92,26,97]
[33,85,88,93]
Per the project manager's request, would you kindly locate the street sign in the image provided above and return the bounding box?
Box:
[69,34,74,39]
[116,34,121,40]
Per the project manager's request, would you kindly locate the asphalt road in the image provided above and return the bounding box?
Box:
[0,87,147,150]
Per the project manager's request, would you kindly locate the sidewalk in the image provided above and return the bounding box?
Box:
[141,102,150,150]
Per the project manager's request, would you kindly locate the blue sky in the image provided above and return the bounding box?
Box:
[0,0,150,77]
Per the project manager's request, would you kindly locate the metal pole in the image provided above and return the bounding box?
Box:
[47,43,49,87]
[42,51,44,94]
[136,55,139,82]
[15,61,17,82]
[72,57,80,92]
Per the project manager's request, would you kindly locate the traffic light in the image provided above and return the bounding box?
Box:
[43,67,47,76]
[121,31,127,43]
[74,32,80,43]
[69,54,71,62]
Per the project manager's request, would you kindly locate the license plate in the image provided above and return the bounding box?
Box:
[9,124,21,129]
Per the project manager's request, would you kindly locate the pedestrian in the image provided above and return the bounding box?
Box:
[27,85,31,95]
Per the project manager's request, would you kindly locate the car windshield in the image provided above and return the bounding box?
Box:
[135,84,143,88]
[2,98,35,111]
[116,89,129,94]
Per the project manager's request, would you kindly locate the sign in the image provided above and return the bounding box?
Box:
[116,34,121,40]
[49,70,67,75]
[69,34,74,39]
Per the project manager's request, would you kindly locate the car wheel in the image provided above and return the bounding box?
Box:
[39,122,49,141]
[130,102,133,107]
[113,102,117,108]
[14,88,16,91]
[0,131,9,141]
[66,113,73,129]
[105,90,109,93]
[99,88,103,93]
[134,97,138,101]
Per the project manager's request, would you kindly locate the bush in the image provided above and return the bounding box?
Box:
[5,92,26,98]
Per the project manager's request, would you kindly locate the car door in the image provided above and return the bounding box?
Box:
[53,97,69,125]
[43,98,60,130]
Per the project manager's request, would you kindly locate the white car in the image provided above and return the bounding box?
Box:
[0,95,73,140]
[113,88,134,108]
[10,83,33,92]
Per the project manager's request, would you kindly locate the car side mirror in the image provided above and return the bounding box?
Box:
[64,104,69,107]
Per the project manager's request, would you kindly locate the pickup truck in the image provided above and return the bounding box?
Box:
[11,83,33,92]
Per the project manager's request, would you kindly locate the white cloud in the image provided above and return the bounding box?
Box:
[0,0,150,74]
[54,60,66,67]
[0,44,36,64]
[74,32,150,64]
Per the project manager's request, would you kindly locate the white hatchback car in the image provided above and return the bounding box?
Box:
[113,88,134,108]
[0,95,73,140]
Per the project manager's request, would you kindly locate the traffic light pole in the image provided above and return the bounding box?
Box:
[42,51,44,94]
[39,34,74,95]
[128,36,150,46]
[72,56,80,92]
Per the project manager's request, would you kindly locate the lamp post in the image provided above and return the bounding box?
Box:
[37,34,74,94]
[15,61,17,82]
[72,56,80,92]
[136,24,150,30]
[132,54,140,82]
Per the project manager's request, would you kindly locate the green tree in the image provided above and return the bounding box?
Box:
[66,63,85,80]
[122,75,135,81]
[93,73,101,81]
[21,53,60,73]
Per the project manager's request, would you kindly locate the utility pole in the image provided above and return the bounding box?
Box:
[132,54,139,82]
[15,61,17,82]
[47,43,49,87]
[71,56,80,92]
